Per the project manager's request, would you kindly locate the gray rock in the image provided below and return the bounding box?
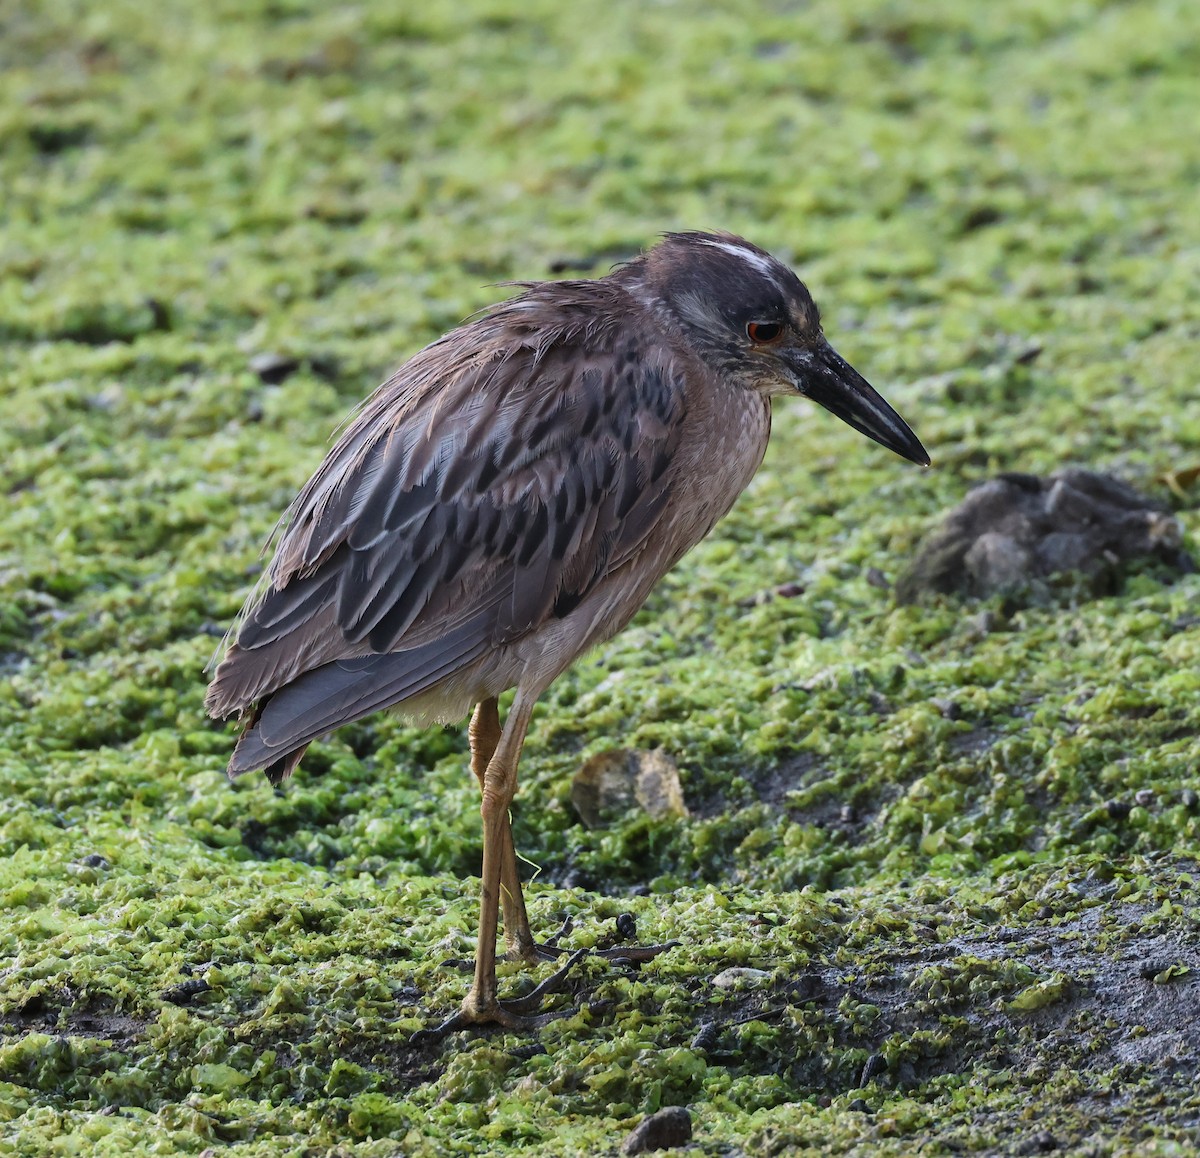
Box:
[570,749,689,830]
[897,469,1193,604]
[621,1106,693,1154]
[712,967,771,990]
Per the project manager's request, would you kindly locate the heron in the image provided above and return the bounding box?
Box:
[206,231,929,1031]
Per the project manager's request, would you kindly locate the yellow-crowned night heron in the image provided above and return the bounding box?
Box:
[206,231,929,1031]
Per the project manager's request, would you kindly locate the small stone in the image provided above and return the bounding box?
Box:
[249,352,301,384]
[774,580,805,598]
[1181,788,1198,812]
[1105,799,1130,821]
[79,853,110,870]
[1016,1129,1058,1154]
[896,469,1193,605]
[161,978,212,1005]
[570,749,689,829]
[860,1053,888,1083]
[621,1106,692,1155]
[1134,789,1155,809]
[712,967,771,990]
[964,532,1032,592]
[848,1098,872,1113]
[864,567,889,590]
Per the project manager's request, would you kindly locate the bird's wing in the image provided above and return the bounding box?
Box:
[205,291,686,729]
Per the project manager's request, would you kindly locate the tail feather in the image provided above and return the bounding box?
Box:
[264,744,310,786]
[225,616,491,778]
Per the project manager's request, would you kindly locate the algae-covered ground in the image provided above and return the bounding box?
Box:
[3,0,1200,1153]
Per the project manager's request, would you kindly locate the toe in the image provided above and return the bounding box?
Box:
[414,947,589,1038]
[592,940,680,964]
[499,946,587,1014]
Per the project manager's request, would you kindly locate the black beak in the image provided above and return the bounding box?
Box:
[789,342,930,466]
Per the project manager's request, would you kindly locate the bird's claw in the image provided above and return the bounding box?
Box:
[542,914,574,949]
[506,914,575,964]
[415,930,680,1044]
[445,933,678,971]
[411,947,588,1045]
[439,944,566,971]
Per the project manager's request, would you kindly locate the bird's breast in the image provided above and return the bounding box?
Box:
[667,386,773,546]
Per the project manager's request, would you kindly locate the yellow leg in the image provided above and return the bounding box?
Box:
[469,698,538,961]
[410,693,677,1040]
[462,690,543,1023]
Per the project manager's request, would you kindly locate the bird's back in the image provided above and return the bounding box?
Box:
[205,275,767,778]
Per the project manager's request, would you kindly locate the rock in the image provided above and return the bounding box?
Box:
[712,966,771,990]
[161,978,212,1005]
[248,352,301,384]
[570,749,689,830]
[860,1053,888,1083]
[896,469,1193,604]
[1016,1130,1059,1155]
[621,1106,693,1154]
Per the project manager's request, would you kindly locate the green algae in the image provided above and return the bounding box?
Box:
[3,0,1200,1153]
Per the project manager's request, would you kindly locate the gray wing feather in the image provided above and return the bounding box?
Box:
[227,615,491,775]
[206,286,685,770]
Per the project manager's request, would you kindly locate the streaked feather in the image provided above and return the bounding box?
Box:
[205,280,687,768]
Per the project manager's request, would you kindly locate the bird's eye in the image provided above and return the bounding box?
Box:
[746,321,783,345]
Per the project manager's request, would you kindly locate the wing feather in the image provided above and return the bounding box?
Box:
[227,616,492,775]
[206,283,687,760]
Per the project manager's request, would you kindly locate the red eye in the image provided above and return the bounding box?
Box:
[746,321,783,344]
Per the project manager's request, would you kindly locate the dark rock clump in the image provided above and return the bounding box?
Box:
[897,469,1193,604]
[621,1106,693,1154]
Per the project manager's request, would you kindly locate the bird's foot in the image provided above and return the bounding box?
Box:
[411,947,588,1045]
[506,914,575,966]
[417,916,679,1044]
[514,912,679,966]
[441,914,678,972]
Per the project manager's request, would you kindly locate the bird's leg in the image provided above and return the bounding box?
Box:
[413,695,584,1042]
[453,689,580,1028]
[469,700,674,966]
[468,698,546,964]
[412,695,672,1042]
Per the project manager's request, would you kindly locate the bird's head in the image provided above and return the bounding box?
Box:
[632,231,929,466]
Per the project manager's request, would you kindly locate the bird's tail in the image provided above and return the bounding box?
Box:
[221,621,491,782]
